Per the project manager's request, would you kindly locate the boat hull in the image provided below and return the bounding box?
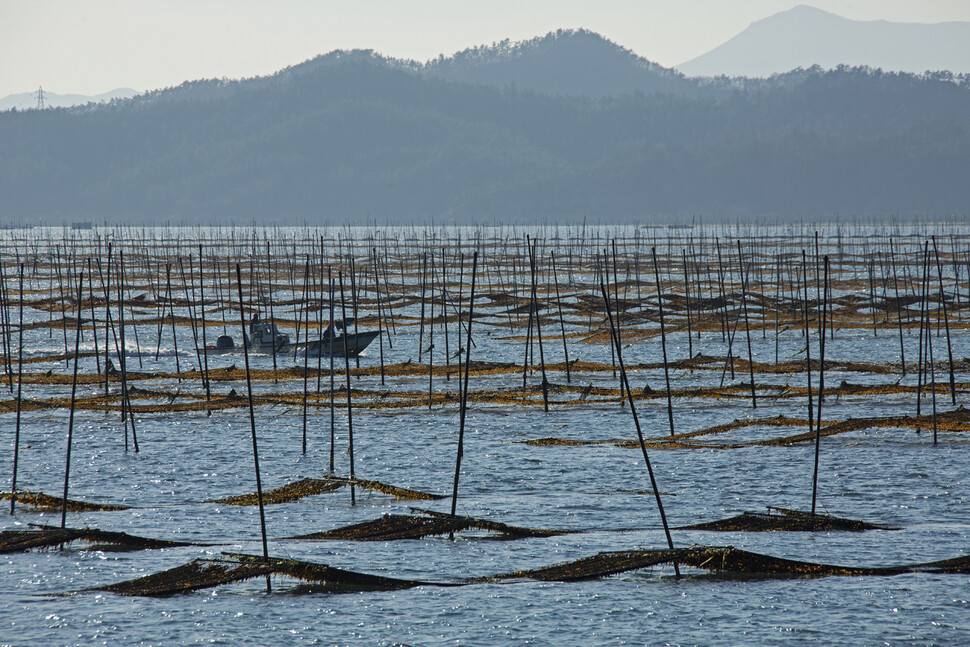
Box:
[305,330,381,358]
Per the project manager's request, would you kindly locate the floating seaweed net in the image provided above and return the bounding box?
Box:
[287,508,574,541]
[523,408,970,450]
[676,507,898,532]
[0,524,205,553]
[85,544,970,596]
[5,357,967,416]
[90,552,453,597]
[208,477,445,506]
[0,490,130,512]
[482,545,970,582]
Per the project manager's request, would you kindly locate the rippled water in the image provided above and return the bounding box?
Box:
[2,226,969,646]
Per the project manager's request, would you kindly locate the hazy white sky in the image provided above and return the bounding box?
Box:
[3,0,970,97]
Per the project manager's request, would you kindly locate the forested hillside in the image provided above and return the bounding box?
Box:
[2,31,968,224]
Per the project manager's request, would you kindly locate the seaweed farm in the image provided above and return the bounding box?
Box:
[2,223,969,645]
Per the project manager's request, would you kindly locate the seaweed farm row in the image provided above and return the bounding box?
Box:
[2,223,968,407]
[1,224,970,639]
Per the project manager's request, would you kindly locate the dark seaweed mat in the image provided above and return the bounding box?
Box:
[286,509,574,541]
[90,552,458,596]
[1,490,130,512]
[0,525,206,553]
[676,507,899,532]
[84,546,970,596]
[208,477,444,506]
[482,546,970,582]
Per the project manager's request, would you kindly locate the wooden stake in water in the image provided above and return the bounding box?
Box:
[197,246,211,409]
[930,236,956,405]
[166,263,182,381]
[651,248,676,437]
[117,253,138,453]
[889,239,906,376]
[682,249,694,360]
[178,257,203,376]
[801,252,814,439]
[427,253,435,409]
[418,253,427,361]
[926,271,939,445]
[551,251,571,384]
[916,242,930,420]
[794,253,819,515]
[339,271,356,505]
[737,241,757,409]
[449,252,478,535]
[0,259,13,391]
[87,258,101,376]
[61,271,85,529]
[235,264,270,590]
[372,248,386,386]
[599,277,679,577]
[328,267,336,474]
[530,241,550,412]
[301,259,310,454]
[266,256,279,383]
[815,256,829,448]
[103,249,114,396]
[9,264,24,514]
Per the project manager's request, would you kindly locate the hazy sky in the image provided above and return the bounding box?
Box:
[4,0,970,97]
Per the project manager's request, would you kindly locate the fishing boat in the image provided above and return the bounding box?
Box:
[247,321,291,354]
[203,317,378,357]
[203,322,291,355]
[305,330,381,358]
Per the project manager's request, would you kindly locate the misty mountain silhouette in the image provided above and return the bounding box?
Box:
[678,5,970,77]
[2,29,969,224]
[422,29,695,97]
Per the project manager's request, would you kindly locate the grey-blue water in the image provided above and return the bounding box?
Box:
[1,225,968,646]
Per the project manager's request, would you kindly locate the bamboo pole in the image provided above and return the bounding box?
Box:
[235,263,270,589]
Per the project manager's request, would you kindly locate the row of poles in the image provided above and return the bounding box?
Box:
[2,230,966,555]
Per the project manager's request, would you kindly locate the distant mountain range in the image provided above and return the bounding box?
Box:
[678,5,970,78]
[7,5,969,108]
[2,28,968,225]
[0,88,139,112]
